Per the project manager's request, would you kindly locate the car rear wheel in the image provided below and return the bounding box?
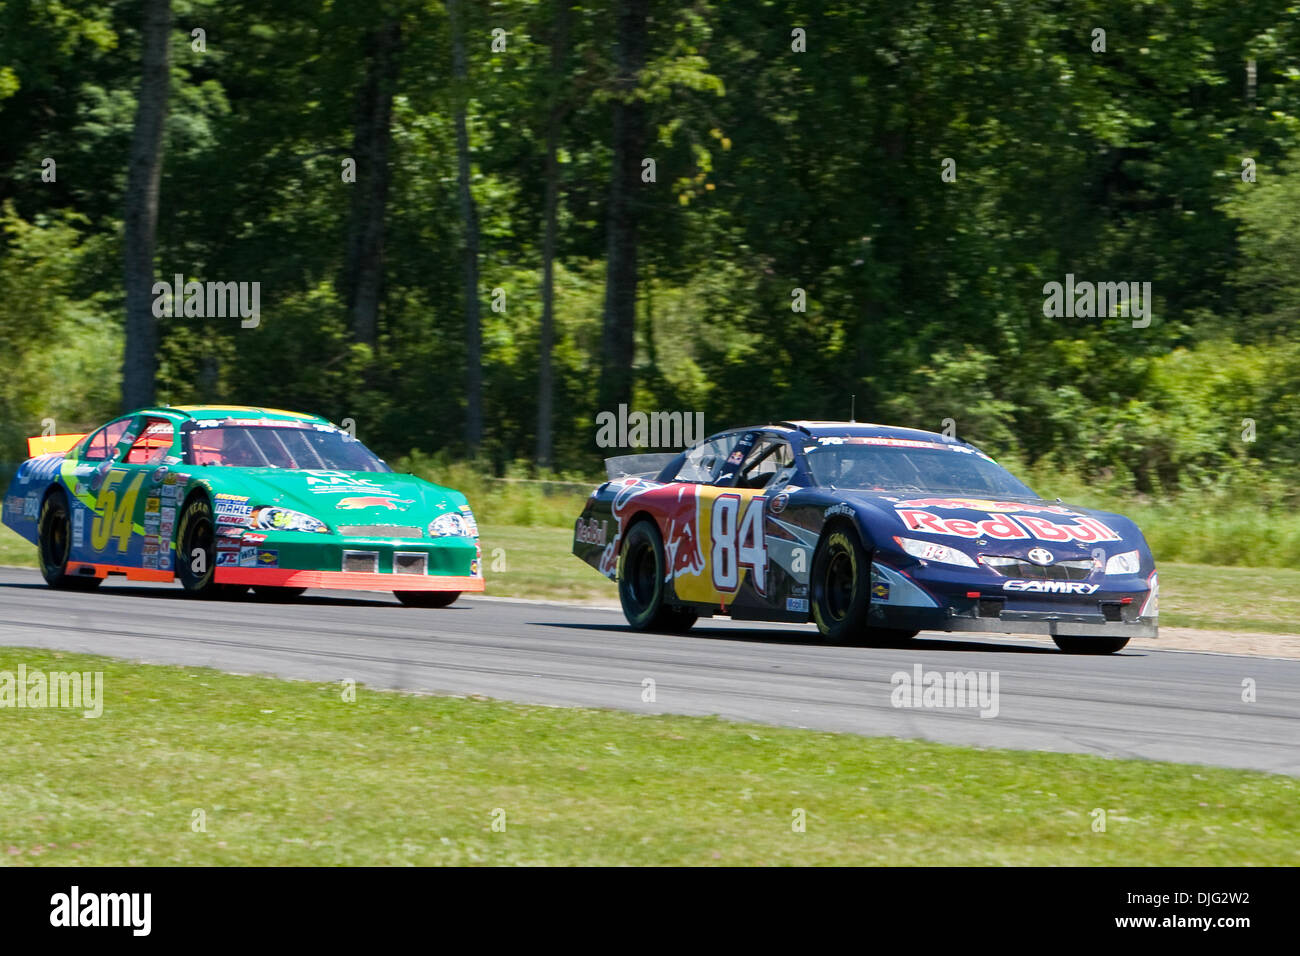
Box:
[811,526,871,644]
[37,491,100,590]
[1052,635,1130,654]
[618,520,697,633]
[395,590,460,608]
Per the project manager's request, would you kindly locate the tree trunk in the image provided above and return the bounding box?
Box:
[121,0,171,411]
[597,0,648,417]
[536,0,570,468]
[343,19,401,347]
[449,0,482,452]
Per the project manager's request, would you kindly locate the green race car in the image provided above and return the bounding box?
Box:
[2,405,484,606]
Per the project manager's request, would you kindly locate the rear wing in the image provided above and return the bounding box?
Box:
[27,433,86,457]
[604,453,678,481]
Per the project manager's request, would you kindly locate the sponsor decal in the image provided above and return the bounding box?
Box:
[1002,580,1100,595]
[470,559,480,576]
[239,546,258,567]
[88,460,112,493]
[4,496,23,518]
[895,496,1081,516]
[144,496,161,515]
[23,491,40,519]
[818,436,986,456]
[214,493,253,526]
[769,492,789,514]
[142,552,158,569]
[303,472,391,494]
[574,517,607,546]
[159,552,171,570]
[242,532,267,544]
[1027,547,1054,565]
[144,513,161,533]
[872,581,890,600]
[150,466,168,485]
[786,597,809,613]
[17,454,65,484]
[824,502,855,519]
[458,505,479,536]
[256,549,278,568]
[216,550,239,567]
[72,508,84,547]
[337,496,411,510]
[160,483,178,500]
[898,508,1121,543]
[216,535,243,550]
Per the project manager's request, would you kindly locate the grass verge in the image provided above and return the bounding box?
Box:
[1,648,1296,866]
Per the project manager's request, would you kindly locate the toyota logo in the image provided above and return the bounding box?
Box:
[1027,548,1054,566]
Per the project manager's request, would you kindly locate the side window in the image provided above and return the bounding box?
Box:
[736,437,796,490]
[81,419,132,462]
[124,418,176,465]
[673,435,737,483]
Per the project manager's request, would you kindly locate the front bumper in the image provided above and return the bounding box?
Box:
[868,601,1157,639]
[214,567,484,592]
[212,531,483,592]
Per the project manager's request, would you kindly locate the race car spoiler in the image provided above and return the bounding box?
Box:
[604,453,678,481]
[27,433,86,457]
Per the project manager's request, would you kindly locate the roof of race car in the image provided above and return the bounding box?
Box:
[134,405,331,424]
[746,420,971,445]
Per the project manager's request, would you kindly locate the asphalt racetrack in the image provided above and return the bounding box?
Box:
[1,567,1296,776]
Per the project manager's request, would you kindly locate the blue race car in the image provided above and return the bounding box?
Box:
[572,421,1157,653]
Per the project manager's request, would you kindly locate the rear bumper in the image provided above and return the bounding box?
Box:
[214,567,484,592]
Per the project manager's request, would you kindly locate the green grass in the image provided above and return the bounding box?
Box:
[1,648,1296,866]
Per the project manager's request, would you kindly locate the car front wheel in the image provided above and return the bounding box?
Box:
[811,526,871,643]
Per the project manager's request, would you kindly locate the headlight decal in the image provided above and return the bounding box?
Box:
[893,536,978,568]
[428,511,472,538]
[251,506,329,533]
[1104,549,1140,575]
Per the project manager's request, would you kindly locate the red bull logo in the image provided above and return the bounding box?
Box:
[336,496,411,510]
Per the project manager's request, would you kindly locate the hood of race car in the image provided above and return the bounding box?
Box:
[833,490,1150,565]
[196,468,473,533]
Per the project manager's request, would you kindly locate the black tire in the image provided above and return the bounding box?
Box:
[1052,635,1130,654]
[37,491,100,590]
[176,495,241,598]
[618,520,697,633]
[811,525,871,644]
[395,590,461,608]
[252,586,307,601]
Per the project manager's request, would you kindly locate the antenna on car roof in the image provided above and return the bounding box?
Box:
[850,394,856,423]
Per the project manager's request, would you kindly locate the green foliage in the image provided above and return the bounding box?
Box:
[3,0,1300,508]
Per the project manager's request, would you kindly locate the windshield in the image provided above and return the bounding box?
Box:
[804,440,1036,497]
[183,424,390,472]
